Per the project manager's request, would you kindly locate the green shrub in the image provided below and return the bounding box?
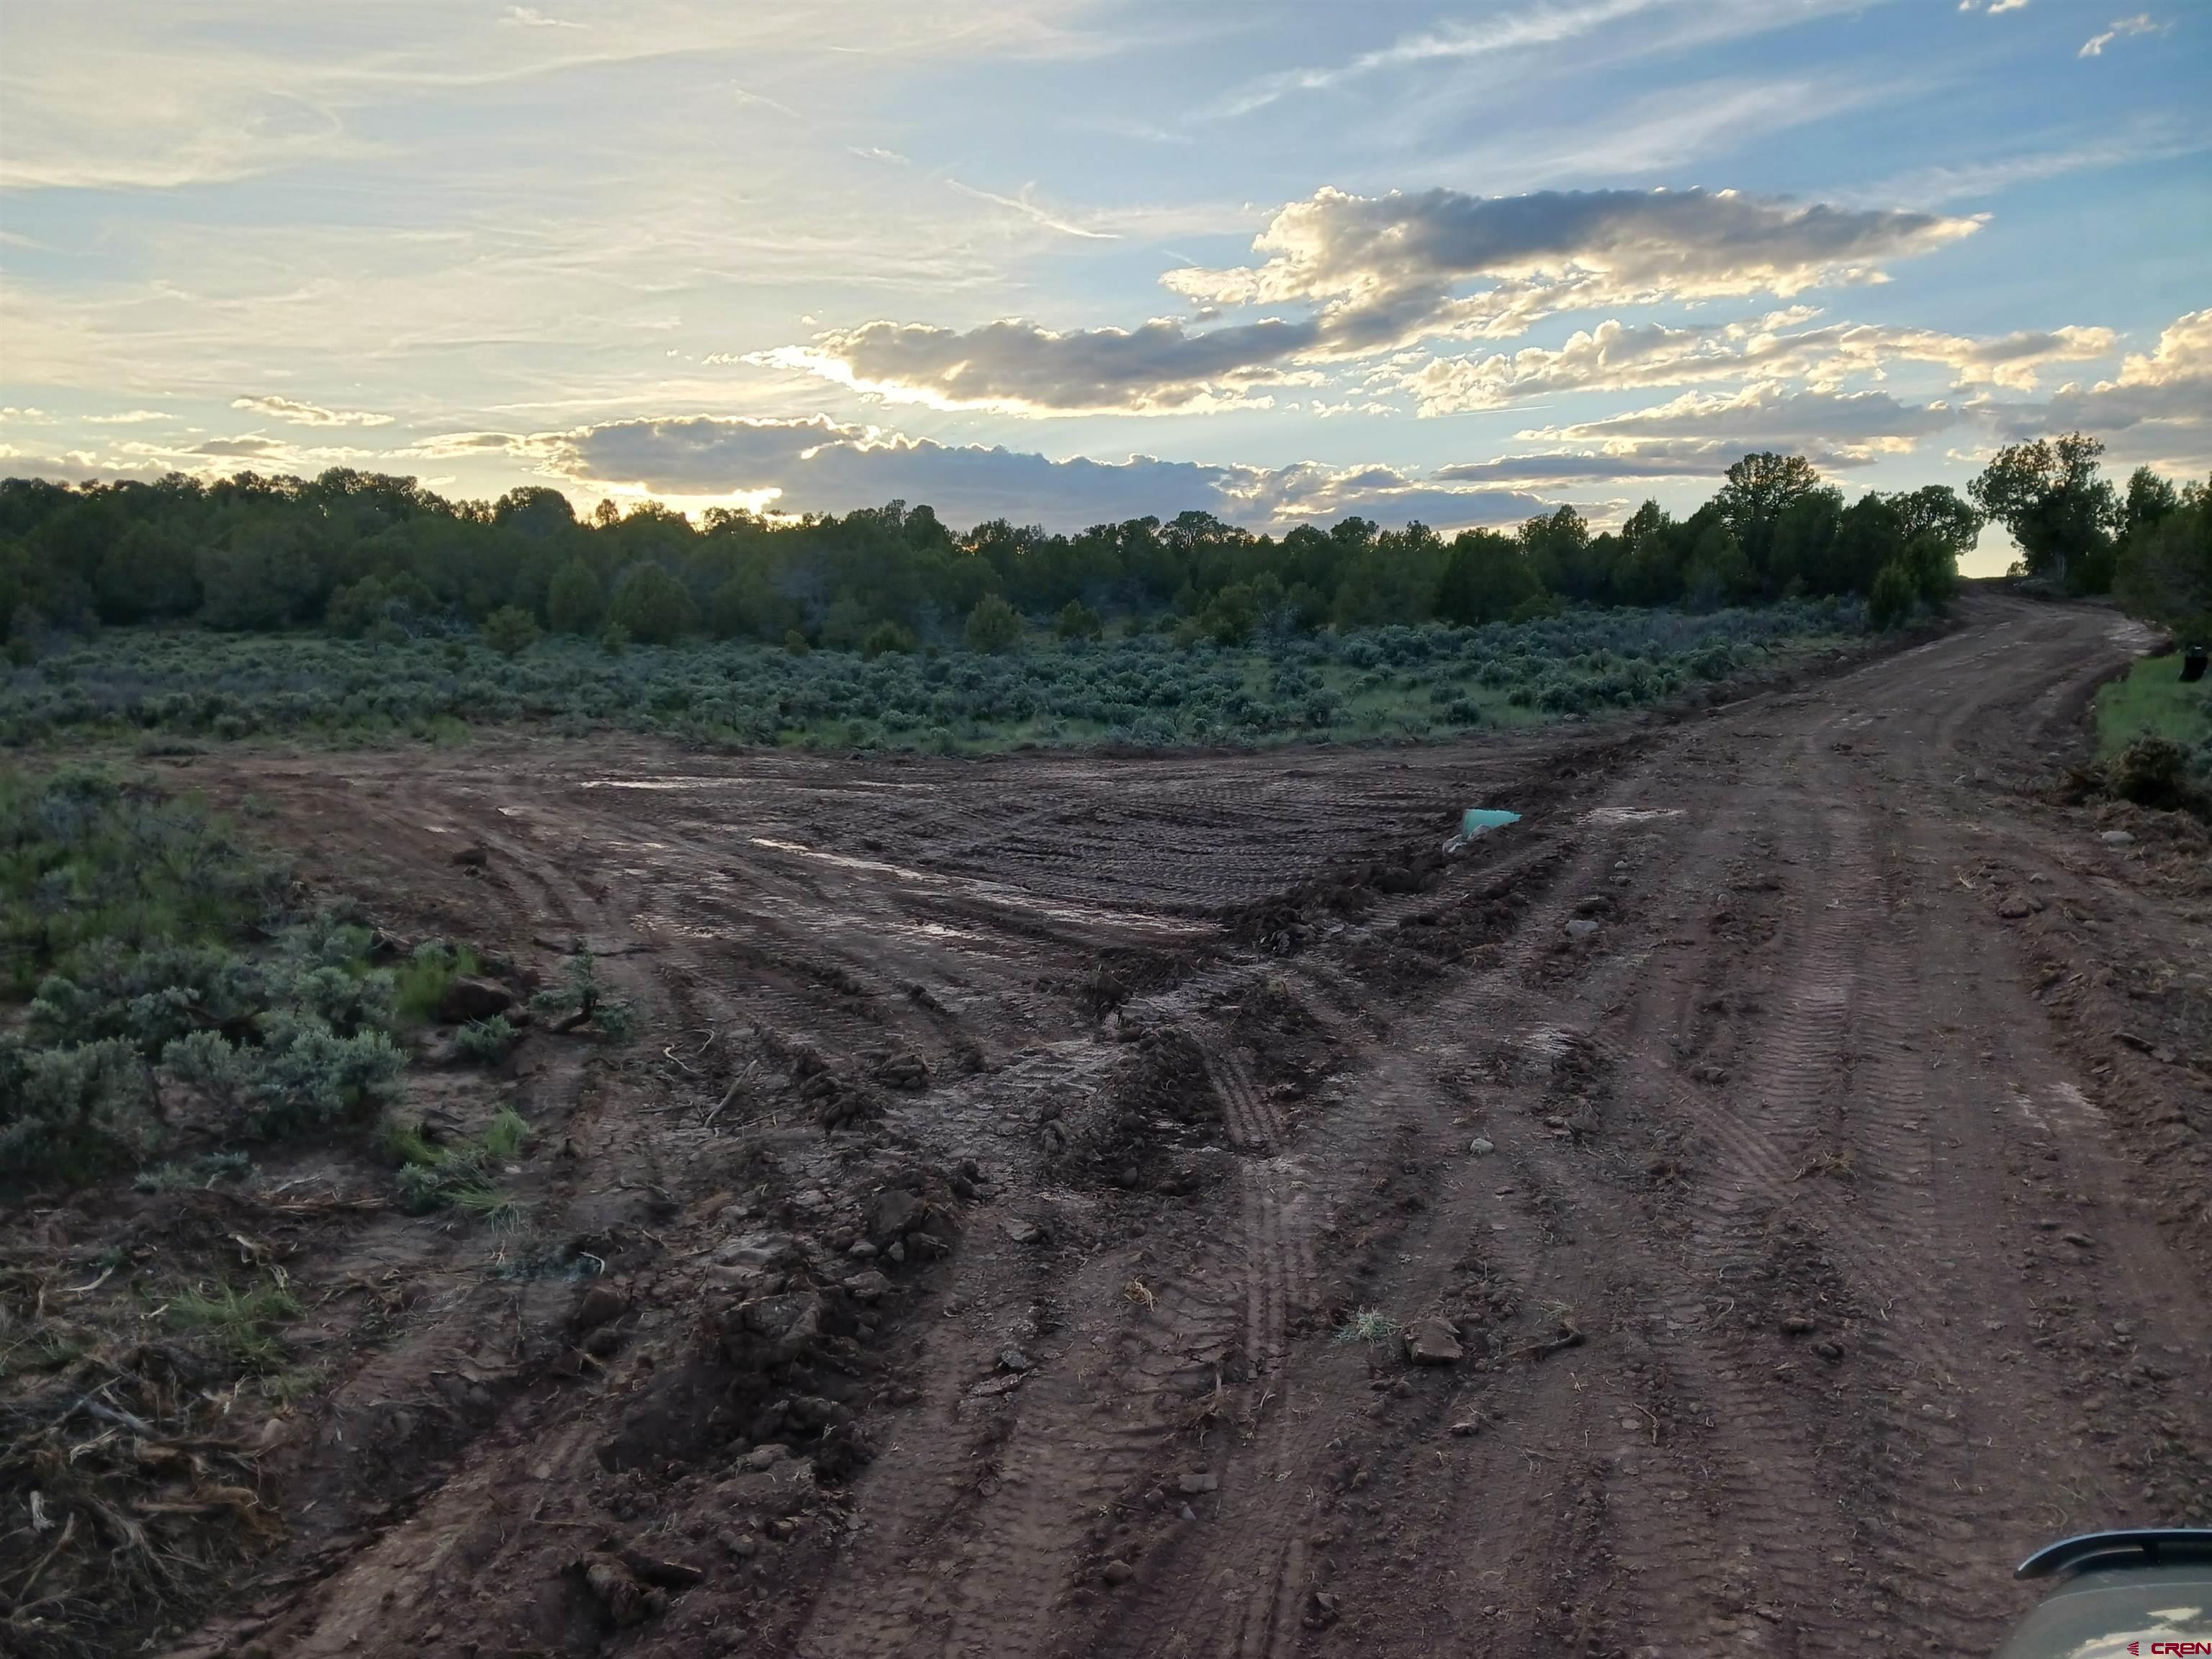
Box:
[860,621,916,660]
[964,595,1022,655]
[529,948,635,1040]
[394,941,480,1023]
[610,563,694,644]
[1869,562,1917,630]
[161,1017,405,1137]
[547,557,604,636]
[0,1035,161,1185]
[1054,601,1104,642]
[482,606,541,658]
[456,1014,517,1062]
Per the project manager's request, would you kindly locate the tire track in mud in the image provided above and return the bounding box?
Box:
[798,1246,1253,1659]
[1596,752,1882,1650]
[1091,786,1648,1659]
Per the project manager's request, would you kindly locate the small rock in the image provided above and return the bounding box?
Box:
[1812,1339,1844,1362]
[437,975,514,1025]
[1179,1505,1197,1522]
[998,1346,1033,1373]
[1000,1217,1043,1246]
[1177,1471,1220,1495]
[1781,1314,1816,1335]
[1101,1560,1135,1586]
[1468,1137,1496,1157]
[844,1270,891,1305]
[2100,830,2135,846]
[451,844,489,868]
[2062,1231,2094,1249]
[868,1189,925,1244]
[846,1240,878,1259]
[582,1324,624,1358]
[575,1283,627,1332]
[1404,1317,1464,1365]
[1564,918,1601,939]
[968,1373,1025,1398]
[1449,1419,1483,1437]
[582,1555,647,1627]
[1997,894,2034,920]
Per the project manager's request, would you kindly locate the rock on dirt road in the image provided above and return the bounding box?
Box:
[127,594,2204,1659]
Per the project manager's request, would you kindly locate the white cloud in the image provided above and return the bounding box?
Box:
[762,186,1981,413]
[750,317,1316,415]
[1848,121,2205,208]
[84,409,176,424]
[1986,308,2212,457]
[1405,313,2116,412]
[0,4,1095,192]
[943,179,1119,241]
[231,395,394,427]
[528,413,1548,532]
[1218,0,1659,117]
[1513,381,1962,463]
[1434,447,1757,486]
[2079,12,2162,55]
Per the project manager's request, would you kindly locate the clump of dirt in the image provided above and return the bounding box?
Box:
[1043,1028,1226,1194]
[1043,945,1202,1017]
[1228,974,1334,1092]
[1342,848,1564,989]
[593,1150,968,1485]
[1222,844,1449,955]
[753,1028,884,1132]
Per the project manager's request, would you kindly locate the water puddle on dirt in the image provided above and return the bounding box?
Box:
[750,837,939,883]
[902,920,989,942]
[749,837,1202,937]
[581,778,729,791]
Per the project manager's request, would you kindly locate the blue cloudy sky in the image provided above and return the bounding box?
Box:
[1,0,2206,570]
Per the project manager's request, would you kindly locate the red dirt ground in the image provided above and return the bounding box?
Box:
[9,593,2208,1659]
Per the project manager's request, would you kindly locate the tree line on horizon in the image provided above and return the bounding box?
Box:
[1,435,2203,661]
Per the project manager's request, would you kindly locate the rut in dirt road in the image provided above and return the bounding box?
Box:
[148,596,2206,1659]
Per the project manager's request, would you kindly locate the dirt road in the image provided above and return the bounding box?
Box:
[166,593,2208,1659]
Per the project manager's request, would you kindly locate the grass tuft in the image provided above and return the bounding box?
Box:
[1333,1308,1400,1346]
[168,1282,300,1372]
